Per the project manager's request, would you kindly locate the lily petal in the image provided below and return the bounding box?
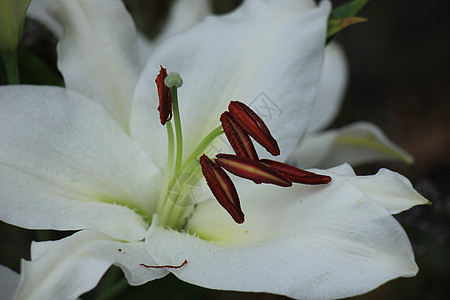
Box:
[156,0,212,43]
[27,0,63,37]
[0,265,20,300]
[308,42,348,133]
[45,0,141,131]
[339,167,429,214]
[139,0,212,62]
[147,168,419,299]
[131,0,330,167]
[309,164,428,214]
[15,230,168,300]
[288,122,414,169]
[28,0,152,70]
[0,86,160,241]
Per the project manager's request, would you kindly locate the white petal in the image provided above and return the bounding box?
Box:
[147,170,419,299]
[288,122,414,169]
[14,230,168,300]
[136,32,154,67]
[27,0,63,37]
[156,0,212,43]
[302,163,428,214]
[0,265,20,300]
[138,0,212,64]
[0,86,161,241]
[131,0,330,167]
[45,0,141,131]
[342,168,430,214]
[308,42,348,132]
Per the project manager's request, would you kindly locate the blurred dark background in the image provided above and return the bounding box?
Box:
[1,0,449,299]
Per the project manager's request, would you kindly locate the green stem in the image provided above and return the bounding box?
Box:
[171,87,183,174]
[1,50,20,84]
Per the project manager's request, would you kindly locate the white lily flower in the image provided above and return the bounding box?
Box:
[26,0,418,168]
[0,0,429,300]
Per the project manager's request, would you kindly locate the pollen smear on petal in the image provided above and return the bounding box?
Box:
[228,101,280,156]
[220,112,259,160]
[155,65,172,125]
[260,159,332,185]
[215,154,292,187]
[199,155,244,224]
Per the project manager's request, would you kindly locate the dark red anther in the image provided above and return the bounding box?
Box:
[220,112,259,160]
[215,154,292,187]
[259,159,332,185]
[228,101,280,156]
[199,155,244,224]
[155,65,172,125]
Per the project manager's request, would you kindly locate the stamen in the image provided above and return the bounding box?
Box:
[140,260,188,269]
[228,101,280,156]
[260,159,332,184]
[220,112,259,160]
[155,66,172,125]
[215,154,292,187]
[199,155,244,224]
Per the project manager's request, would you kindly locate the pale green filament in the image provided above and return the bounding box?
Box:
[156,121,175,214]
[181,125,224,171]
[166,125,224,208]
[157,123,225,227]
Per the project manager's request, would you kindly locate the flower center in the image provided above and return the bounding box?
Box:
[154,66,332,230]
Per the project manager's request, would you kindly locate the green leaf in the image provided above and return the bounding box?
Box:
[326,0,370,44]
[330,0,369,19]
[327,17,367,39]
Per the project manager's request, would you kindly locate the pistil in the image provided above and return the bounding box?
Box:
[165,72,184,174]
